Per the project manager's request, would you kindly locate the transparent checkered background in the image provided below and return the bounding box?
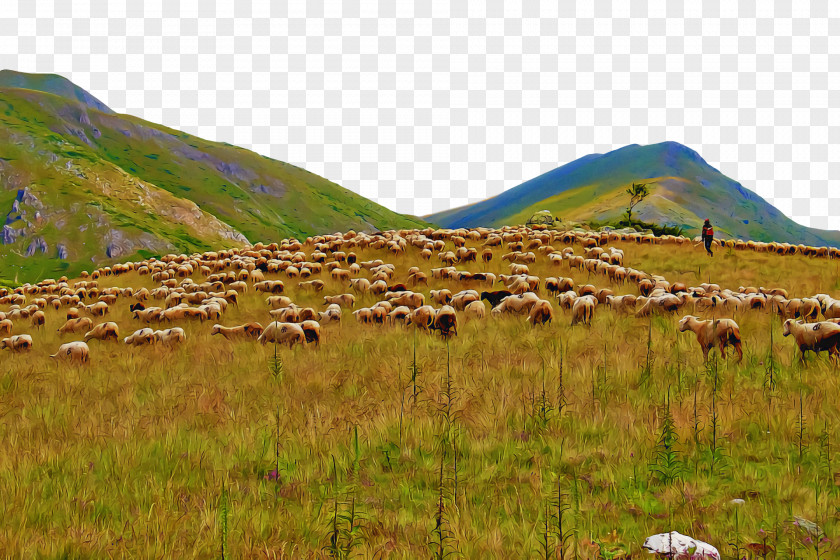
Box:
[2,0,839,229]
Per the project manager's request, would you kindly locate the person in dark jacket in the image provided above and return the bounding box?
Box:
[701,218,714,256]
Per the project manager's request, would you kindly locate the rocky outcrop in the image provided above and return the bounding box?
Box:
[1,225,21,244]
[25,237,47,256]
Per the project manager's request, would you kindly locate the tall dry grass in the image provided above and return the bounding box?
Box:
[0,237,837,558]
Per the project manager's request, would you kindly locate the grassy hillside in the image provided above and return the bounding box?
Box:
[428,142,840,248]
[0,71,428,284]
[0,231,839,557]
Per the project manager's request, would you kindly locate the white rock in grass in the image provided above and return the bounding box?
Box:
[642,531,720,559]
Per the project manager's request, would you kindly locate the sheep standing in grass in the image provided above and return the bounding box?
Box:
[50,341,90,365]
[258,322,305,347]
[783,319,840,361]
[84,322,120,343]
[526,299,554,326]
[154,328,186,346]
[570,295,596,326]
[211,323,264,341]
[464,300,486,322]
[0,334,32,352]
[678,315,743,362]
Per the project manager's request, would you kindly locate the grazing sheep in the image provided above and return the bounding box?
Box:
[464,300,486,322]
[387,306,412,326]
[258,321,306,347]
[58,317,94,334]
[85,301,110,317]
[480,290,513,308]
[84,322,120,342]
[267,296,294,309]
[430,289,453,305]
[318,304,343,323]
[324,294,356,308]
[270,306,301,323]
[0,319,11,335]
[124,328,156,346]
[300,320,322,345]
[134,307,163,323]
[492,292,540,315]
[783,319,840,360]
[50,341,90,365]
[154,328,187,346]
[211,323,264,340]
[678,315,743,362]
[431,305,458,338]
[0,334,33,352]
[408,306,437,330]
[571,295,596,326]
[352,308,373,324]
[605,294,637,314]
[387,291,425,309]
[526,299,554,326]
[31,310,46,328]
[254,280,285,294]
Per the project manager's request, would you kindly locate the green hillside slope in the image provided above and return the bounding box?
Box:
[0,71,427,284]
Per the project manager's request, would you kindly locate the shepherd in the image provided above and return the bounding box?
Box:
[701,218,714,257]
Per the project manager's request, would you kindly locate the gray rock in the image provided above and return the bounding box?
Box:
[25,237,47,256]
[57,243,68,260]
[1,225,21,244]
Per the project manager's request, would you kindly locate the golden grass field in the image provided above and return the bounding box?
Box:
[1,230,839,559]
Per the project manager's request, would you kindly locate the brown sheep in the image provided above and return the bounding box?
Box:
[431,305,458,338]
[85,301,110,317]
[84,322,120,343]
[430,289,453,305]
[408,305,436,330]
[258,322,306,347]
[464,300,486,322]
[0,334,33,352]
[154,328,187,346]
[324,294,356,308]
[387,292,425,309]
[783,319,840,361]
[605,294,637,314]
[679,315,743,362]
[254,280,285,294]
[491,292,540,316]
[267,296,294,309]
[270,307,300,323]
[387,306,412,326]
[300,320,321,345]
[58,317,94,334]
[0,319,11,335]
[50,341,90,365]
[299,280,325,293]
[526,299,554,326]
[124,328,156,346]
[352,308,373,324]
[570,295,596,326]
[31,310,46,328]
[211,323,265,340]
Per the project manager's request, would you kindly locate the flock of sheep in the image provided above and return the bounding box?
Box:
[1,226,840,367]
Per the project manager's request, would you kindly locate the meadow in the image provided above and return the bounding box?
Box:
[0,231,838,559]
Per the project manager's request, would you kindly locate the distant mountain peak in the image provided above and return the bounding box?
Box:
[427,141,840,248]
[0,69,114,114]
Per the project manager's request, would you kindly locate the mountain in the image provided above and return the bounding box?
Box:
[0,71,427,284]
[427,141,840,248]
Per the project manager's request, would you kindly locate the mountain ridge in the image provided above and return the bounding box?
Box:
[427,141,840,248]
[0,70,428,284]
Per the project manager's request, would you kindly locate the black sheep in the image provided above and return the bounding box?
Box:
[480,290,512,307]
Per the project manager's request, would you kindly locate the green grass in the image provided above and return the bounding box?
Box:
[0,234,838,557]
[0,81,430,285]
